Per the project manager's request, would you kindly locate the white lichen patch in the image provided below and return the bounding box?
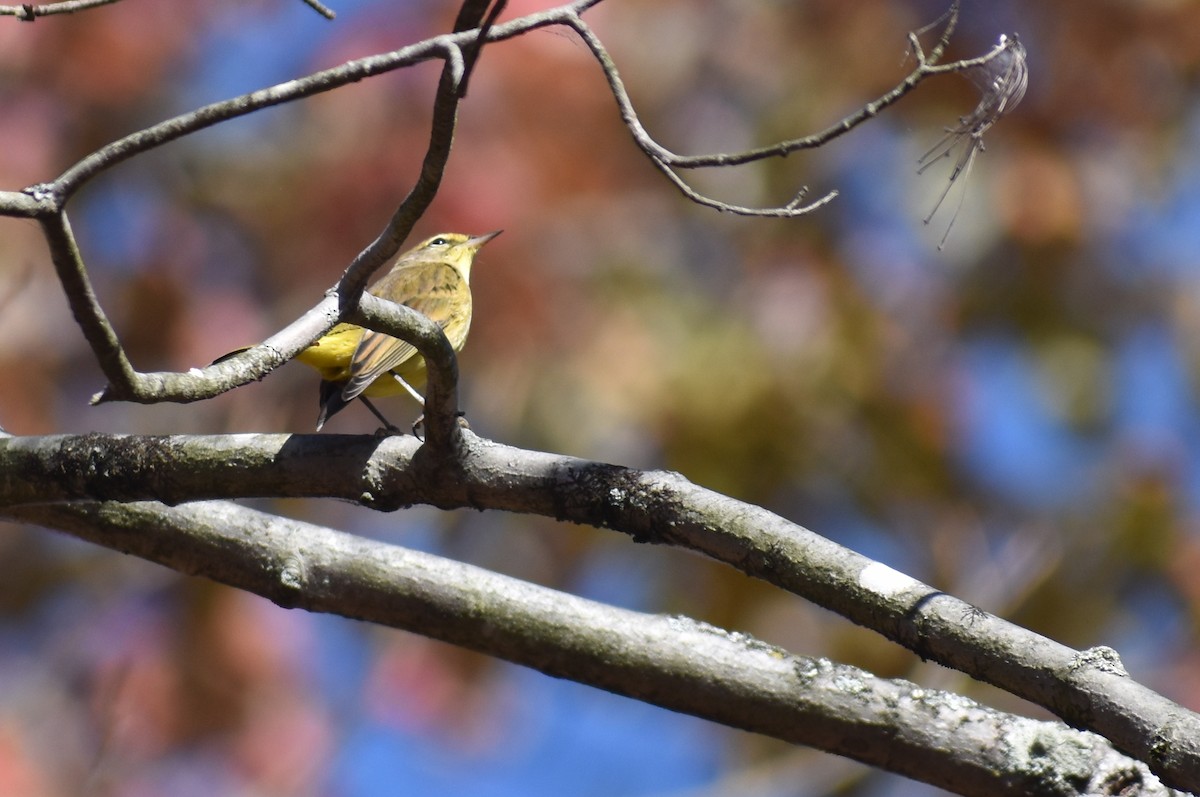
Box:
[858,561,922,598]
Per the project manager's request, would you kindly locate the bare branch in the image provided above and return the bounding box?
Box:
[5,498,1182,797]
[0,2,583,207]
[556,8,1024,219]
[332,41,471,300]
[297,0,335,20]
[0,187,50,216]
[0,4,1125,792]
[49,38,456,201]
[910,0,960,65]
[1,430,1198,793]
[562,14,837,217]
[38,211,136,388]
[0,0,121,20]
[319,0,503,448]
[47,0,502,451]
[457,0,507,97]
[1,1,1021,421]
[93,290,463,445]
[9,0,999,217]
[352,295,462,450]
[8,1,592,429]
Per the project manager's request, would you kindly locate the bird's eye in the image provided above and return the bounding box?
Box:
[430,237,449,246]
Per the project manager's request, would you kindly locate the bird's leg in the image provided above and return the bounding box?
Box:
[389,373,426,404]
[385,373,431,439]
[359,397,403,436]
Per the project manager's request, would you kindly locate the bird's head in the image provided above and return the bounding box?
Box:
[404,230,502,280]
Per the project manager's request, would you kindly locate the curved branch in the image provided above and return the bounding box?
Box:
[352,295,461,450]
[0,430,1197,793]
[5,498,1180,797]
[78,0,509,450]
[561,7,1018,217]
[92,291,463,446]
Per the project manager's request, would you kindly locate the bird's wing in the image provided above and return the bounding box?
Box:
[340,262,470,403]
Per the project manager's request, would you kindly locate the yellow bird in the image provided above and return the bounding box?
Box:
[297,230,501,430]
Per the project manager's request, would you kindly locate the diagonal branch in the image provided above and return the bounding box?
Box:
[5,498,1181,797]
[1,430,1198,793]
[297,0,335,20]
[39,211,137,389]
[332,0,499,302]
[83,0,505,449]
[314,0,504,449]
[454,0,506,96]
[16,1,592,206]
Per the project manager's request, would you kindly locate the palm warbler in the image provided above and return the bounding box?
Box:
[297,230,501,430]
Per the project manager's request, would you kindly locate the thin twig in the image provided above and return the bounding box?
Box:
[458,0,507,97]
[909,0,959,65]
[561,9,1019,218]
[31,2,583,204]
[73,4,502,428]
[297,0,334,20]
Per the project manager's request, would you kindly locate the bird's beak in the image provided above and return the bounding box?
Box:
[467,230,503,249]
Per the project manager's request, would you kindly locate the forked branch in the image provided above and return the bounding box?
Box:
[0,0,1014,431]
[562,0,1019,218]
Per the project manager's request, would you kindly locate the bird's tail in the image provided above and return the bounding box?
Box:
[316,379,354,431]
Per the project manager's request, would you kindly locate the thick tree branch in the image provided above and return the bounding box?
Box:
[0,430,1197,793]
[3,499,1181,797]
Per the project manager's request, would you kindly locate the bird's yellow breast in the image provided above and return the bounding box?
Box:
[295,323,427,396]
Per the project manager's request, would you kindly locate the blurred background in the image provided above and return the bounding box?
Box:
[1,0,1198,794]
